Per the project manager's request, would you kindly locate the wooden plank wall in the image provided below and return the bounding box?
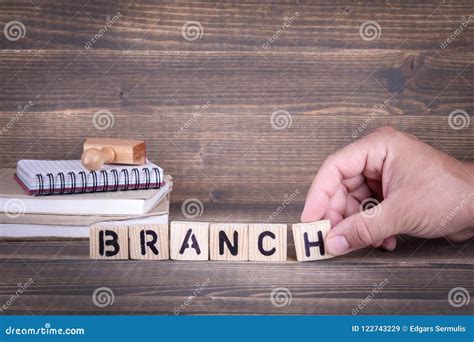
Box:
[0,0,473,204]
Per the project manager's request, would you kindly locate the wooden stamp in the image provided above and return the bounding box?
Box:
[170,221,209,261]
[129,224,169,260]
[210,223,249,261]
[248,224,287,262]
[81,138,146,171]
[90,225,129,260]
[292,220,333,261]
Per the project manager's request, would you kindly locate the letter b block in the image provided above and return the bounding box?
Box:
[210,223,249,261]
[129,224,169,260]
[292,220,333,261]
[249,224,287,262]
[90,225,129,259]
[170,221,209,260]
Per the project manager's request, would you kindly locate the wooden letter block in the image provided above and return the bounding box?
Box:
[129,224,169,260]
[170,221,209,260]
[90,225,129,260]
[248,224,287,262]
[292,220,333,261]
[210,223,249,261]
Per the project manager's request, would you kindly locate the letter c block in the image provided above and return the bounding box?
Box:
[249,224,287,262]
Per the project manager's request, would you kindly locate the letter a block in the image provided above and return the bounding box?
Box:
[170,221,209,260]
[210,223,249,261]
[90,225,129,259]
[249,224,287,262]
[292,220,333,261]
[129,224,169,260]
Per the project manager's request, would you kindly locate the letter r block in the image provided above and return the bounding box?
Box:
[292,220,333,261]
[170,221,209,260]
[249,224,287,262]
[210,223,249,261]
[90,225,129,259]
[129,224,169,260]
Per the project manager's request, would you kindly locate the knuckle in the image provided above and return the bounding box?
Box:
[375,125,397,135]
[371,125,405,147]
[351,218,376,246]
[323,153,338,167]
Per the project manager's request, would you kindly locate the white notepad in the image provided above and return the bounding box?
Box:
[15,159,164,196]
[1,169,172,216]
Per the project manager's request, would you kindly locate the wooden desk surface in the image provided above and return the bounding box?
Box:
[0,203,472,315]
[0,1,473,315]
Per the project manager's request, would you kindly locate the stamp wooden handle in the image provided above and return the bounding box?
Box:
[81,138,146,170]
[81,146,116,171]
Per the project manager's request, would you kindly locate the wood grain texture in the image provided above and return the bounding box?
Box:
[0,203,472,315]
[0,1,473,204]
[0,1,473,51]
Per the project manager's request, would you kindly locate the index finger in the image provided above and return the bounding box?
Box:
[300,131,389,223]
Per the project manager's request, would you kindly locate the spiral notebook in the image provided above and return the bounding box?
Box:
[15,159,165,196]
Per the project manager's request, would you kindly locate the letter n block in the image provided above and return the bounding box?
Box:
[210,223,249,261]
[170,221,209,260]
[292,220,333,261]
[90,225,129,259]
[249,224,287,262]
[129,224,169,260]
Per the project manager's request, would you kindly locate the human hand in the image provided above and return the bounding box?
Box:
[301,126,474,256]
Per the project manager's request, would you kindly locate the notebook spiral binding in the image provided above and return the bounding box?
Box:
[35,167,162,195]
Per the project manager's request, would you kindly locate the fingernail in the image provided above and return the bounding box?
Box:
[326,236,350,255]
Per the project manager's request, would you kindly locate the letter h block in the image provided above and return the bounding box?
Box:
[292,220,333,261]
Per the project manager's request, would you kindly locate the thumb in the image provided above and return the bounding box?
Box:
[325,198,401,256]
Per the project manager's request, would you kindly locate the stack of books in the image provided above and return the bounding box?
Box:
[0,159,172,237]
